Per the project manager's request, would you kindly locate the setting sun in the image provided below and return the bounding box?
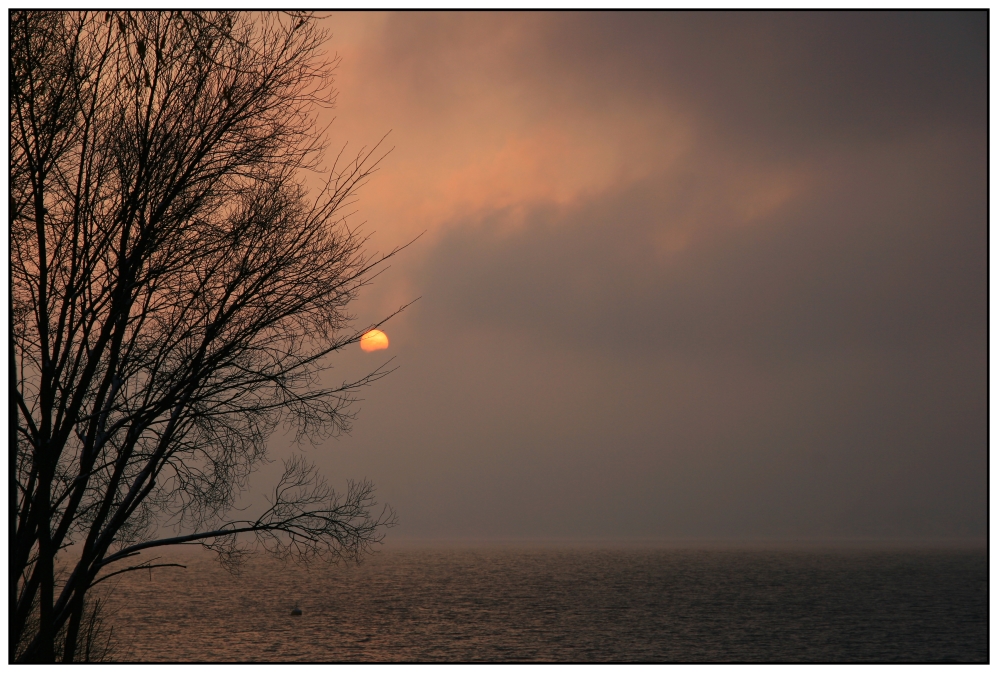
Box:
[359,329,389,352]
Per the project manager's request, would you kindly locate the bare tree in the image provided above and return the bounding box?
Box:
[10,11,403,662]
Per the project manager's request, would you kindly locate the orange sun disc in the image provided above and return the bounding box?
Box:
[359,329,389,352]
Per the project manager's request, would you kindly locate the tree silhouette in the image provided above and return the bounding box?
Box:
[10,11,402,661]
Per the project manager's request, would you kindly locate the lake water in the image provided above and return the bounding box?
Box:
[101,545,987,662]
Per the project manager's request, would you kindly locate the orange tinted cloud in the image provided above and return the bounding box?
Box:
[318,12,693,241]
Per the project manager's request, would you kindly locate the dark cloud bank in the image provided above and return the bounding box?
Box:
[312,11,986,542]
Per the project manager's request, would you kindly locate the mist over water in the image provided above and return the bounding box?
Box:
[103,545,986,662]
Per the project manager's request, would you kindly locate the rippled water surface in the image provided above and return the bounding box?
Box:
[102,546,987,662]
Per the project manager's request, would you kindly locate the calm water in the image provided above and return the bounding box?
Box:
[101,546,987,662]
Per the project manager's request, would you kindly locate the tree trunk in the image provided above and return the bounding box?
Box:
[62,593,85,662]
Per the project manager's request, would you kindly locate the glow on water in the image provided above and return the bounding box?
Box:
[102,546,986,662]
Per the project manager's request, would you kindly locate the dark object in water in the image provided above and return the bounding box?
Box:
[291,606,302,616]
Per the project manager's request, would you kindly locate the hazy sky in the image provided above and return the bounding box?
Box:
[252,11,987,542]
